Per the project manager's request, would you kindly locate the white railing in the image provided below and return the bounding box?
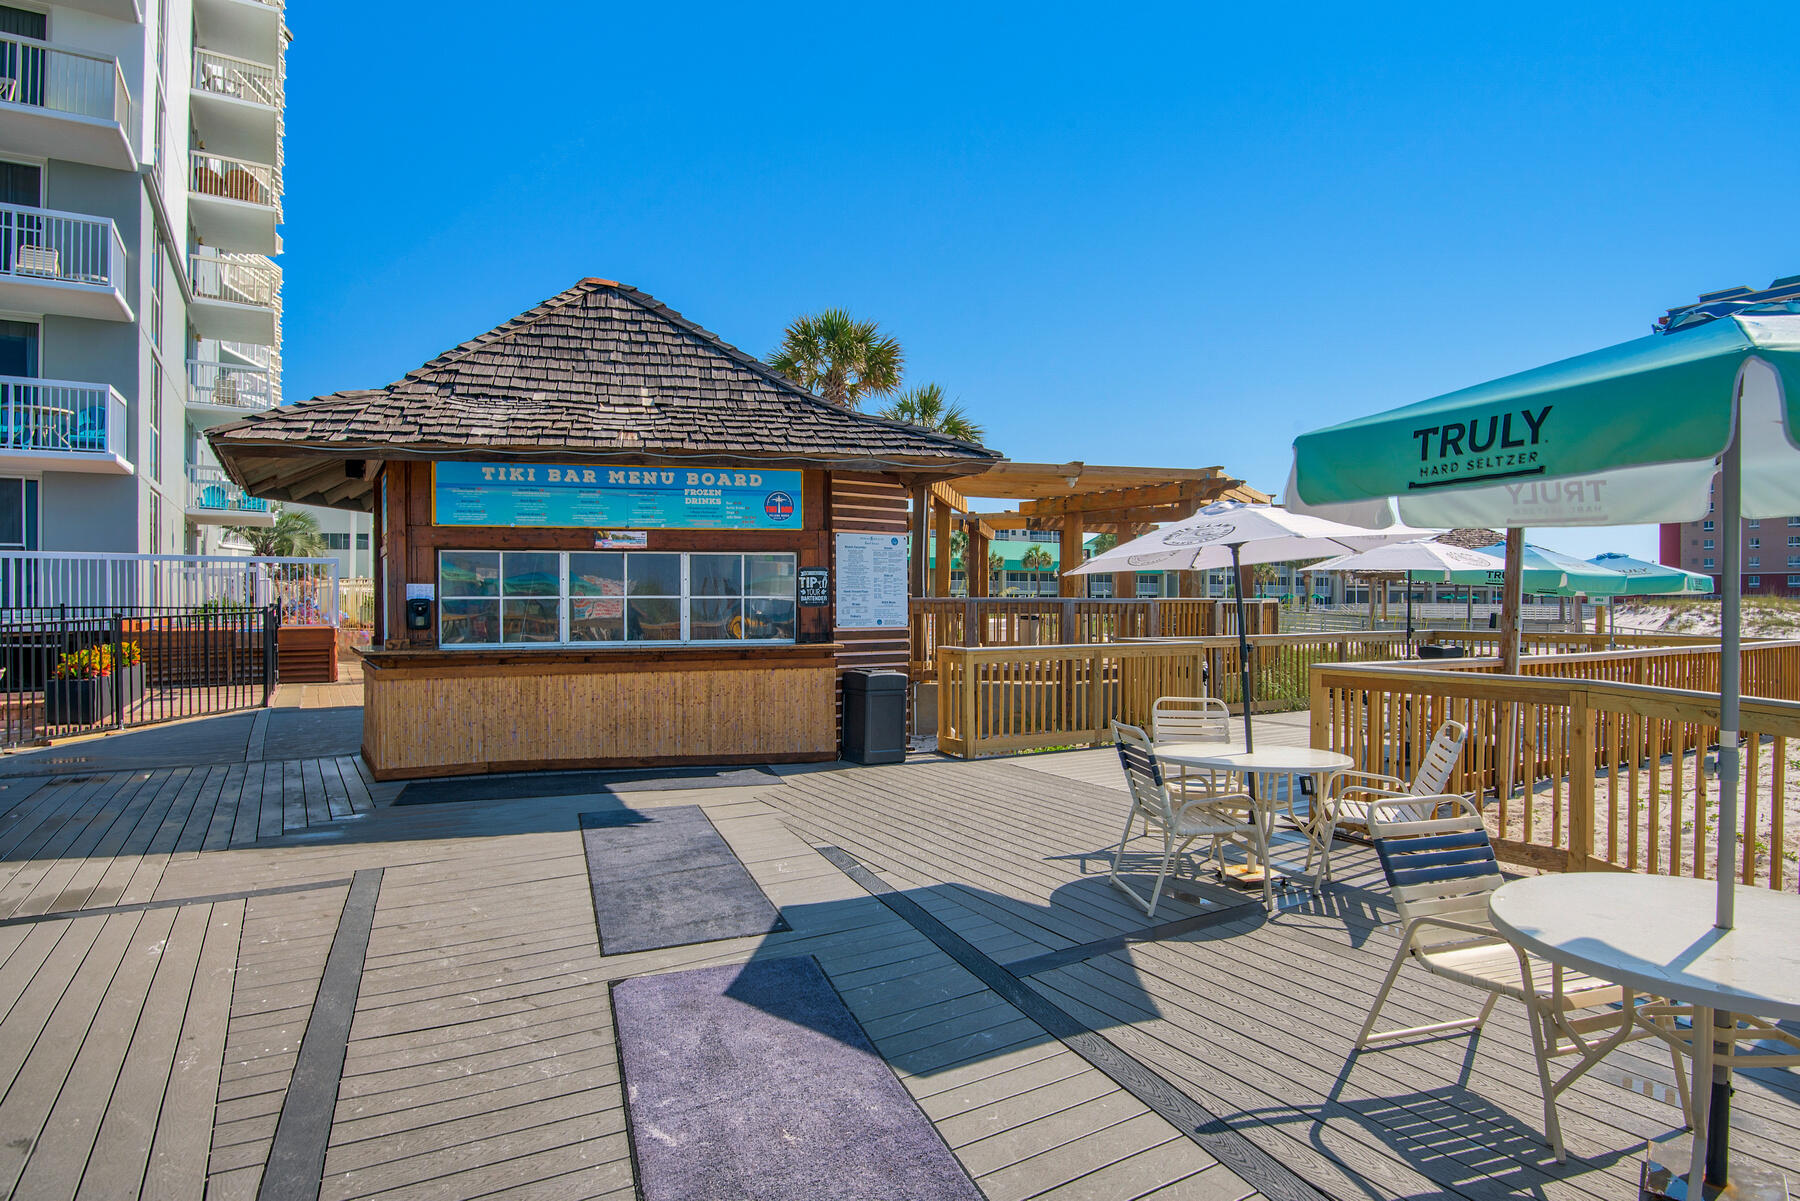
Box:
[192,47,280,107]
[0,34,132,128]
[187,464,272,516]
[0,377,126,460]
[0,202,123,290]
[189,149,280,208]
[188,359,275,410]
[190,251,280,309]
[0,553,341,626]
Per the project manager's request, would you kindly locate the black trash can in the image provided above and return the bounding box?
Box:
[842,669,907,764]
[1418,643,1466,660]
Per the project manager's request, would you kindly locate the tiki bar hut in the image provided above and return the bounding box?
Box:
[207,279,998,778]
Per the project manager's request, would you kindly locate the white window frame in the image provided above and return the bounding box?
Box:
[1703,557,1715,570]
[436,549,798,649]
[1747,576,1761,588]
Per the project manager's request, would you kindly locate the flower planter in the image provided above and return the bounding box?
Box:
[44,675,116,726]
[118,661,145,705]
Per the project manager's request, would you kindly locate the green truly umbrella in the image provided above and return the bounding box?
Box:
[1287,311,1800,1196]
[1455,542,1629,597]
[1585,553,1715,596]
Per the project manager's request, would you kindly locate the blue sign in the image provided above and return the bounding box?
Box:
[433,463,804,530]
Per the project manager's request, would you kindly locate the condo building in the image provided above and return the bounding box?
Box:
[0,0,285,556]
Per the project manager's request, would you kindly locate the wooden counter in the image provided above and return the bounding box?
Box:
[360,642,841,780]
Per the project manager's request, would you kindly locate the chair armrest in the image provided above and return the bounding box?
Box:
[1173,794,1254,824]
[1335,769,1407,792]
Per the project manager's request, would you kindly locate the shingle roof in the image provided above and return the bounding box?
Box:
[208,280,998,506]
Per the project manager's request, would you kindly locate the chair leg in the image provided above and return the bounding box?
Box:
[1357,940,1411,1047]
[1526,1000,1568,1163]
[1107,807,1139,891]
[1145,833,1178,918]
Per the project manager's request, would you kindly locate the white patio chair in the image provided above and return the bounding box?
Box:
[1150,695,1239,803]
[1108,720,1266,916]
[1312,719,1470,880]
[1355,796,1691,1162]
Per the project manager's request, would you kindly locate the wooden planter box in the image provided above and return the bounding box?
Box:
[45,675,116,725]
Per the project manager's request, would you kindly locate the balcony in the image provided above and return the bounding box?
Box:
[188,150,280,254]
[185,463,273,526]
[190,48,280,163]
[187,359,276,427]
[195,0,284,65]
[0,34,137,171]
[0,203,131,322]
[189,252,280,344]
[0,377,132,474]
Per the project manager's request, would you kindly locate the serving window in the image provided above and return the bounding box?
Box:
[438,550,797,647]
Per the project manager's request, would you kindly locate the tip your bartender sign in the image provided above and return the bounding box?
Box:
[433,463,802,530]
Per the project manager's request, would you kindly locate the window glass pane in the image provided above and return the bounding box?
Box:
[744,598,796,640]
[745,554,795,596]
[441,551,499,597]
[570,553,624,596]
[503,598,561,642]
[503,552,560,596]
[440,599,499,644]
[0,478,22,547]
[690,554,742,597]
[689,597,742,640]
[569,596,623,642]
[627,597,681,640]
[627,553,681,596]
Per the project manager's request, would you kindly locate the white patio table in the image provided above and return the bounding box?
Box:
[1489,874,1800,1196]
[1155,744,1350,891]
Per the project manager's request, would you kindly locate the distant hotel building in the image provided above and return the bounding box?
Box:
[1655,274,1800,598]
[0,0,287,555]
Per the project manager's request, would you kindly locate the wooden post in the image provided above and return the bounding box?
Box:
[909,484,929,599]
[1568,691,1594,871]
[933,501,952,598]
[1500,528,1524,675]
[1059,514,1085,597]
[968,526,991,598]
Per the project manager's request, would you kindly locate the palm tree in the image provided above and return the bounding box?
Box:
[229,507,327,557]
[988,549,1005,595]
[1252,562,1279,598]
[1021,545,1054,595]
[880,382,985,444]
[767,310,902,410]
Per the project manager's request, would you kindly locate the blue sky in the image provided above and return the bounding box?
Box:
[280,3,1800,560]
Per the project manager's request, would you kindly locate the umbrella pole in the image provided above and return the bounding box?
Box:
[1405,571,1413,657]
[1691,410,1744,1194]
[1231,543,1254,755]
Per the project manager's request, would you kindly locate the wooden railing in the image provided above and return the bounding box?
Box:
[1420,629,1741,657]
[911,597,1279,677]
[936,631,1408,758]
[1310,643,1800,888]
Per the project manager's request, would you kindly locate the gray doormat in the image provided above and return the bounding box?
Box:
[395,765,776,805]
[580,806,787,954]
[613,957,983,1201]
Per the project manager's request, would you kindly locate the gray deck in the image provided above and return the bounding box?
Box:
[0,704,1791,1199]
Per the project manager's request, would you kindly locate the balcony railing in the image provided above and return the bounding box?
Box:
[0,376,126,460]
[188,360,275,411]
[193,47,280,107]
[189,150,280,209]
[190,251,280,308]
[0,202,124,290]
[187,464,271,516]
[0,33,132,128]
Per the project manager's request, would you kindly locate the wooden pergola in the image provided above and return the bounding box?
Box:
[907,461,1269,598]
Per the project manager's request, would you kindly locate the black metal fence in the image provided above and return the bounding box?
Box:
[0,603,278,747]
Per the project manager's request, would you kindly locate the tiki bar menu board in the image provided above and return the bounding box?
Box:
[433,462,803,529]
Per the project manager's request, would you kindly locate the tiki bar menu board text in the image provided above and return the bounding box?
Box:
[432,462,803,529]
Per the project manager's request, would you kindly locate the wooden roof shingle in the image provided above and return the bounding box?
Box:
[208,279,999,509]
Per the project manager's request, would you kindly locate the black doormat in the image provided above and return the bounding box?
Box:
[580,805,787,954]
[395,764,777,805]
[612,957,983,1201]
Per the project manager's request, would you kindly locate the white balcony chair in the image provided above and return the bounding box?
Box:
[1108,720,1266,916]
[1356,796,1691,1162]
[1150,695,1239,802]
[1312,718,1470,881]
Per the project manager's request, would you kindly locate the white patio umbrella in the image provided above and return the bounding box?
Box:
[1069,500,1419,750]
[1287,310,1800,1193]
[1310,539,1512,653]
